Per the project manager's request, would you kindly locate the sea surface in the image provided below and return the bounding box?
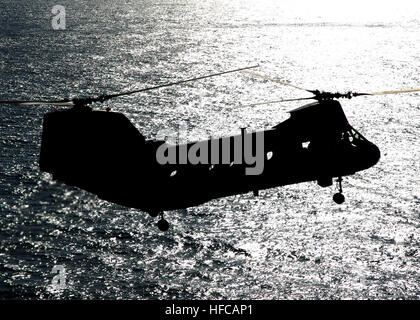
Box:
[0,0,419,299]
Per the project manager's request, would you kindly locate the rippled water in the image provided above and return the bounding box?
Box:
[1,0,419,299]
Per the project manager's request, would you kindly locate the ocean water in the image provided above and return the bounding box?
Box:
[0,0,419,299]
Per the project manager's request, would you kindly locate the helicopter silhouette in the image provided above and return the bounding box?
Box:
[1,66,419,231]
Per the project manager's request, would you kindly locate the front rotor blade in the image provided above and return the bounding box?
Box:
[353,87,420,97]
[93,65,260,103]
[240,70,313,93]
[0,100,74,106]
[369,88,420,95]
[239,96,316,108]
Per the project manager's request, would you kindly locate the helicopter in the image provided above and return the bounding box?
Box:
[1,66,419,231]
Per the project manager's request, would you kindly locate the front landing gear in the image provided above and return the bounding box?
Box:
[157,212,169,232]
[333,177,345,204]
[147,211,170,231]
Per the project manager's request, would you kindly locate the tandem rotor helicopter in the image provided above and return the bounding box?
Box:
[1,65,419,231]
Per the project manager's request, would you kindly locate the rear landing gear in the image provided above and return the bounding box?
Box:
[157,212,169,232]
[333,192,345,204]
[333,177,345,204]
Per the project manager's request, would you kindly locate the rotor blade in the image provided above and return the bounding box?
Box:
[353,87,420,97]
[0,100,74,106]
[239,96,316,108]
[94,65,260,103]
[0,65,259,107]
[240,70,313,93]
[368,88,420,96]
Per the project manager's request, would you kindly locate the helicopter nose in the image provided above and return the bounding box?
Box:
[368,143,381,167]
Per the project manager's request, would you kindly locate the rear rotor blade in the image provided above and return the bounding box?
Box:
[241,70,313,93]
[93,65,260,103]
[0,100,74,106]
[0,65,259,107]
[239,96,316,108]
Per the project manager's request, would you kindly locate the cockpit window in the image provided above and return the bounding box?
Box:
[342,127,367,146]
[350,127,366,141]
[308,126,368,150]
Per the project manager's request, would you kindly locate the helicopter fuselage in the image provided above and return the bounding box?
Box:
[39,100,380,214]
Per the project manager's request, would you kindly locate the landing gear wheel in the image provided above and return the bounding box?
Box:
[157,218,169,232]
[333,176,345,204]
[333,193,345,204]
